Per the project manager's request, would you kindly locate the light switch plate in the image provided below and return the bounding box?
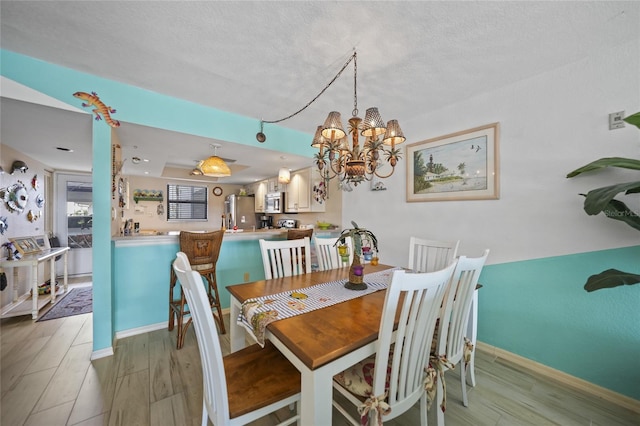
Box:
[609,111,625,130]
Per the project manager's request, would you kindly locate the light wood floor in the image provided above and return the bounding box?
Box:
[1,282,638,426]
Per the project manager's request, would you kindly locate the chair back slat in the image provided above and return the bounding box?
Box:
[313,236,353,271]
[259,237,311,279]
[408,237,459,272]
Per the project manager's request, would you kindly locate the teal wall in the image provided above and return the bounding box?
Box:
[112,239,265,332]
[478,245,640,400]
[92,124,113,350]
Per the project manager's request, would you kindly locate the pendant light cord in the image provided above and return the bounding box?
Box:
[261,51,357,125]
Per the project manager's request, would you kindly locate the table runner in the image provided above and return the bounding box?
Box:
[238,267,402,346]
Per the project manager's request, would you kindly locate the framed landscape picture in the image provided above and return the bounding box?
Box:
[406,123,500,202]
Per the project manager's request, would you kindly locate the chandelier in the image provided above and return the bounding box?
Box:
[312,52,405,186]
[256,50,405,187]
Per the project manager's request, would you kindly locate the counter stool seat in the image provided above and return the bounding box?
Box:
[169,230,225,349]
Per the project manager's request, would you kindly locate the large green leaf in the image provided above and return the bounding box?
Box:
[623,112,640,129]
[582,181,640,215]
[584,269,640,292]
[566,157,640,178]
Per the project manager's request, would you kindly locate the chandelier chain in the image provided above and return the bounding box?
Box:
[352,52,358,117]
[262,51,357,125]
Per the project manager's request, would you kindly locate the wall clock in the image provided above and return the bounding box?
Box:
[212,186,223,197]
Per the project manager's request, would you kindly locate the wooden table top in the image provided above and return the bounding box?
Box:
[227,263,394,370]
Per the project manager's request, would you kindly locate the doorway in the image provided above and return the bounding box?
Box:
[55,173,93,277]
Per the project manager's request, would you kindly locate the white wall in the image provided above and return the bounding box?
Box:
[0,144,52,306]
[343,39,639,267]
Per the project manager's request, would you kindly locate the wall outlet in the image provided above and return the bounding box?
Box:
[244,272,250,282]
[609,111,625,130]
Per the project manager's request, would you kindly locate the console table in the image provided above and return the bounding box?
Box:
[0,247,70,319]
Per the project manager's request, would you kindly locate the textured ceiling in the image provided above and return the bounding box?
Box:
[1,1,637,183]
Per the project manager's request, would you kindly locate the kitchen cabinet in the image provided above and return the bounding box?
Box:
[286,168,309,212]
[268,177,282,193]
[254,180,268,212]
[286,167,326,213]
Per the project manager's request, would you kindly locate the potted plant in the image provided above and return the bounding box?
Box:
[566,112,640,291]
[336,221,379,290]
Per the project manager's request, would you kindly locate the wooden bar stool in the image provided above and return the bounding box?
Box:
[169,230,225,349]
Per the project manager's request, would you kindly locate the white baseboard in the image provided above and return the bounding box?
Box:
[97,307,232,355]
[476,341,640,414]
[91,346,114,360]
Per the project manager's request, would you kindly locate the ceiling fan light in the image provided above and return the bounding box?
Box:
[321,111,346,140]
[361,107,386,138]
[382,119,406,146]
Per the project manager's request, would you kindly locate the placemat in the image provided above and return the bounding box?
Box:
[238,267,402,346]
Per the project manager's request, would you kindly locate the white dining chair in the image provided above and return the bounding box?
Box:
[408,236,483,387]
[172,252,301,426]
[432,249,489,426]
[408,237,460,273]
[313,236,353,271]
[259,237,311,279]
[332,261,457,426]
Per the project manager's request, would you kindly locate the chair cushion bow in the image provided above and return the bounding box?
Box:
[358,392,391,425]
[427,355,455,413]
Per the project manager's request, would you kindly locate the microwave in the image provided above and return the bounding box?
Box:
[265,192,284,213]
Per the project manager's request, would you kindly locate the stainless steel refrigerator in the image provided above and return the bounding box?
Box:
[224,194,256,230]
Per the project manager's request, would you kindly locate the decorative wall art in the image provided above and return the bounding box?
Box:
[9,236,41,255]
[313,180,326,204]
[73,91,121,127]
[406,123,500,202]
[36,194,45,208]
[27,210,40,223]
[2,181,29,213]
[0,216,7,235]
[10,160,28,174]
[133,189,163,203]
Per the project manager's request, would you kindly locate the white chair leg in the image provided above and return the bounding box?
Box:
[436,370,445,426]
[466,290,479,387]
[420,392,428,426]
[201,403,209,426]
[460,360,469,407]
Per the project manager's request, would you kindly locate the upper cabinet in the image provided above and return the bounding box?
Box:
[254,180,268,212]
[286,167,326,213]
[267,177,282,193]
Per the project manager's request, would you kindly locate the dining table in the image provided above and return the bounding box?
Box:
[228,263,397,425]
[228,263,479,426]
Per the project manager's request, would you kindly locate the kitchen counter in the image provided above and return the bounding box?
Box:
[112,227,340,247]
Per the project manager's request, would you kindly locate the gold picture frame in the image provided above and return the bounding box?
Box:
[406,122,500,202]
[10,236,42,255]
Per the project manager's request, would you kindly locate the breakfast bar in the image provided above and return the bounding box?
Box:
[111,227,340,334]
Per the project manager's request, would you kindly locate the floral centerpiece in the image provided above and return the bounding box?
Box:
[336,221,379,290]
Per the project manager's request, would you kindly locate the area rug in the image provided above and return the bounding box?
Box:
[37,287,93,321]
